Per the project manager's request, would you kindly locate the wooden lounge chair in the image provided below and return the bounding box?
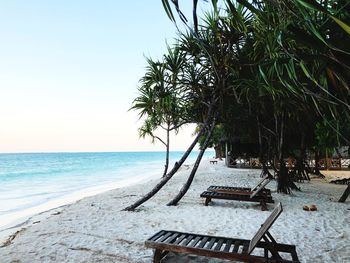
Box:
[201,177,274,210]
[339,184,350,202]
[145,203,299,263]
[207,174,272,195]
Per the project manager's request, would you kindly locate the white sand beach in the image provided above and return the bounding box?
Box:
[322,170,350,183]
[0,160,349,263]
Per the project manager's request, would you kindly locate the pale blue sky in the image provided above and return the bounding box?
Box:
[0,1,207,152]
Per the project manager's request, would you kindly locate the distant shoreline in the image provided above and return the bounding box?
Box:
[0,171,159,234]
[0,151,214,237]
[0,150,215,155]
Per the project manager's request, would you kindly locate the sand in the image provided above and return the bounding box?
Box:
[322,170,350,183]
[0,160,349,262]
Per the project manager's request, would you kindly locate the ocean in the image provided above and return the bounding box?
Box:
[0,151,213,230]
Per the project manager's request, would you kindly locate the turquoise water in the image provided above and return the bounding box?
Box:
[0,151,213,229]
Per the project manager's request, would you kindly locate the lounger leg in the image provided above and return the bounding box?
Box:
[153,249,169,263]
[153,249,162,263]
[291,247,300,262]
[205,197,211,206]
[264,247,269,258]
[262,232,283,260]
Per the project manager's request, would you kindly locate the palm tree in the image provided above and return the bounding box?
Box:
[131,46,189,177]
[162,0,350,194]
[125,0,350,211]
[167,7,251,205]
[123,42,216,211]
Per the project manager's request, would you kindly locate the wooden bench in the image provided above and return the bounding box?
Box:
[145,203,299,262]
[201,177,274,210]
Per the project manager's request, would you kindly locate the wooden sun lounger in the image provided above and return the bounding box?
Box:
[206,186,272,196]
[339,184,350,202]
[145,203,299,263]
[201,177,274,210]
[207,174,271,194]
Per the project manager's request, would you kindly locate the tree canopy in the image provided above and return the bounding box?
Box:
[159,0,350,192]
[125,0,350,210]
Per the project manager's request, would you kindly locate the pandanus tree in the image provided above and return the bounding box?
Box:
[131,46,189,177]
[167,6,260,205]
[124,33,219,210]
[244,2,312,192]
[124,0,350,211]
[277,0,350,186]
[236,0,350,192]
[124,7,243,210]
[162,0,350,194]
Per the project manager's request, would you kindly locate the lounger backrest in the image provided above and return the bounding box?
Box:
[251,174,269,192]
[250,177,271,198]
[247,202,283,254]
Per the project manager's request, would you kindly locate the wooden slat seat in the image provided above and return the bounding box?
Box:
[207,185,271,195]
[207,175,272,195]
[200,191,274,202]
[145,203,299,263]
[201,177,274,210]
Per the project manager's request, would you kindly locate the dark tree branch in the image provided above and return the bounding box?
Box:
[167,113,217,206]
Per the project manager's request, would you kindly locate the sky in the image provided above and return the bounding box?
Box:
[0,1,210,153]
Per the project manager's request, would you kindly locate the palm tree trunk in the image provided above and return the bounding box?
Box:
[276,111,292,194]
[315,150,320,173]
[257,115,273,178]
[122,105,216,211]
[162,126,170,177]
[122,127,203,211]
[257,115,263,163]
[313,150,325,177]
[167,116,216,206]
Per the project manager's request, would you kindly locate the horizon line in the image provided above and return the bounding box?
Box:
[0,149,214,154]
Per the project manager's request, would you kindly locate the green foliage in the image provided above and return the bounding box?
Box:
[315,119,338,156]
[131,45,190,143]
[315,118,350,153]
[151,0,350,155]
[197,124,225,149]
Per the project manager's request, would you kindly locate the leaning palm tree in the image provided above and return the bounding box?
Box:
[123,42,215,211]
[167,7,252,205]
